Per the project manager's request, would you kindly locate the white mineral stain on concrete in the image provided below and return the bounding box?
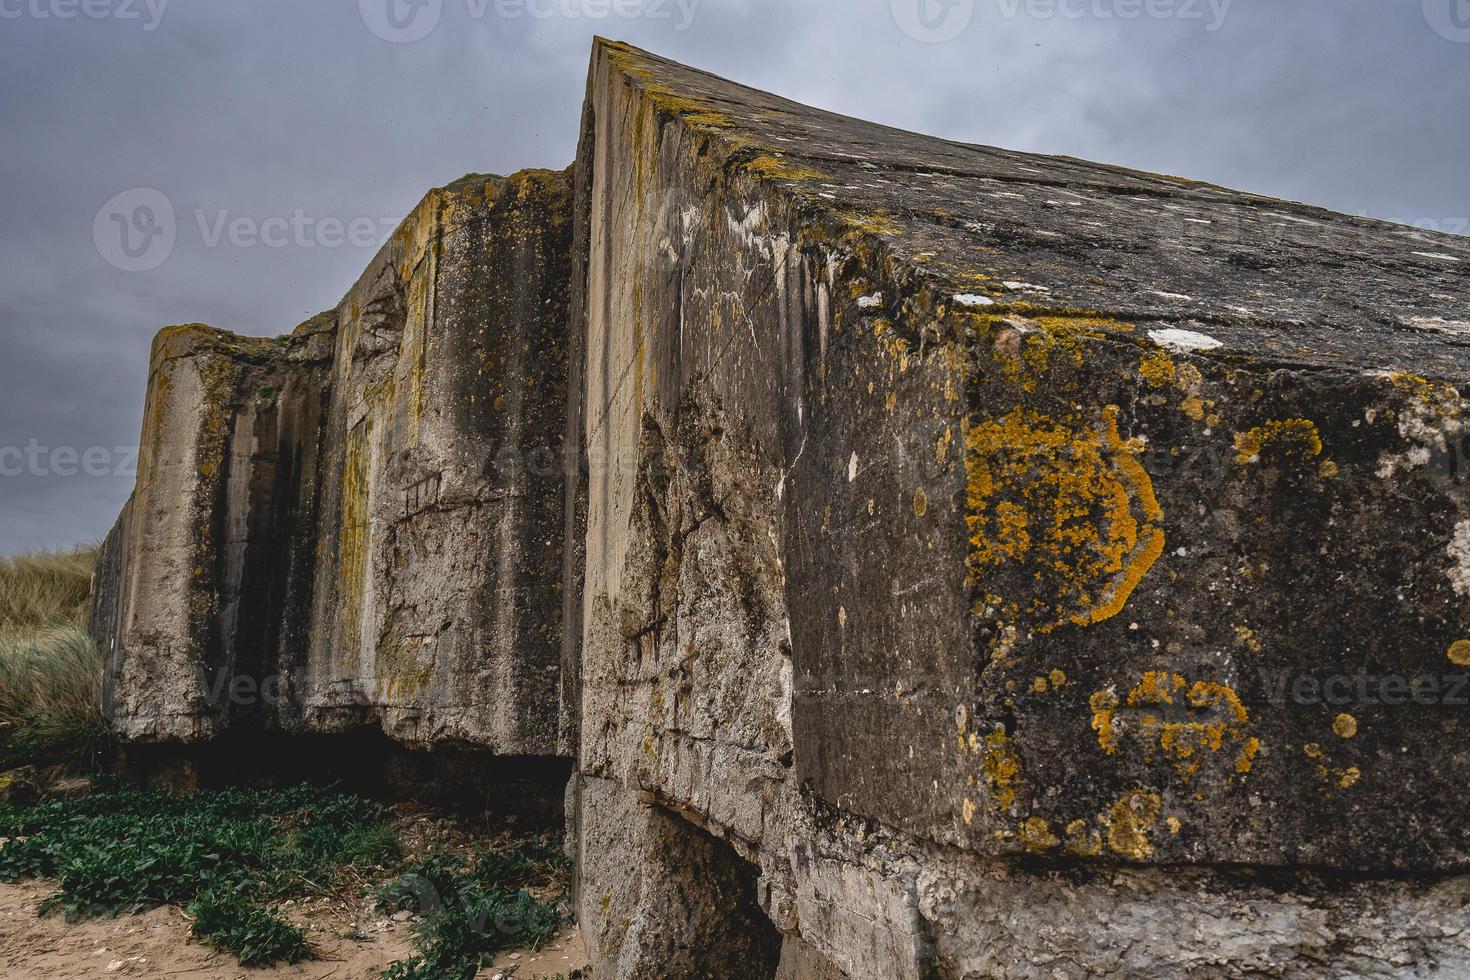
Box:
[1449,520,1470,598]
[1405,316,1470,337]
[1148,328,1223,353]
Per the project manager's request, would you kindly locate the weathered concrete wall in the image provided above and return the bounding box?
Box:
[96,169,575,760]
[301,170,573,754]
[569,40,1470,978]
[96,317,334,742]
[93,37,1470,977]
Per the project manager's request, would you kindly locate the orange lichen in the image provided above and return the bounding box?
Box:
[745,154,828,182]
[1090,689,1121,754]
[1234,625,1264,654]
[1235,736,1261,773]
[963,405,1163,633]
[1019,816,1059,852]
[1106,789,1162,861]
[1233,418,1323,465]
[1448,640,1470,666]
[1092,672,1255,779]
[1139,350,1176,387]
[978,312,1135,394]
[1333,713,1358,739]
[936,426,954,463]
[1064,818,1103,857]
[982,731,1021,811]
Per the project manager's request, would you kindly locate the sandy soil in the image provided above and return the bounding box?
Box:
[0,879,587,979]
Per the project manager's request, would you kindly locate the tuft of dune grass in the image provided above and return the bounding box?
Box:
[0,625,106,769]
[0,546,105,769]
[0,547,97,633]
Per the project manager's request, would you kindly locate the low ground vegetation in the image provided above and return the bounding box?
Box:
[0,780,569,973]
[0,546,570,974]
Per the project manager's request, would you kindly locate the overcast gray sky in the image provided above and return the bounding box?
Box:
[0,0,1466,555]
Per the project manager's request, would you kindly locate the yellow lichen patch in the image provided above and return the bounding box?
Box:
[1077,407,1165,626]
[977,312,1136,394]
[649,92,734,131]
[963,405,1164,633]
[913,487,928,518]
[936,426,953,463]
[339,416,374,666]
[1049,668,1067,688]
[1106,790,1162,861]
[1333,713,1358,739]
[1090,689,1120,754]
[1093,672,1256,778]
[1389,372,1460,406]
[1139,350,1176,387]
[1235,736,1261,774]
[745,154,828,182]
[1234,625,1263,654]
[1303,742,1323,760]
[1019,816,1059,852]
[377,626,434,701]
[1233,418,1323,465]
[1387,372,1465,427]
[835,210,902,237]
[1448,640,1470,666]
[193,356,241,484]
[1309,752,1362,790]
[1136,347,1214,422]
[140,362,175,476]
[1030,676,1049,694]
[1064,818,1103,857]
[1165,816,1182,834]
[1318,459,1339,478]
[982,731,1021,811]
[961,796,977,825]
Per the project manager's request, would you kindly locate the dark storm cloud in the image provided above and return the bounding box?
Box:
[1,0,1466,554]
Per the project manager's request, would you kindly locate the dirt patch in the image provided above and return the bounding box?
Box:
[0,879,586,979]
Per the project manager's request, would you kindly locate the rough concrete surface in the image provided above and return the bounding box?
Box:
[95,170,574,760]
[93,37,1470,979]
[565,39,1470,979]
